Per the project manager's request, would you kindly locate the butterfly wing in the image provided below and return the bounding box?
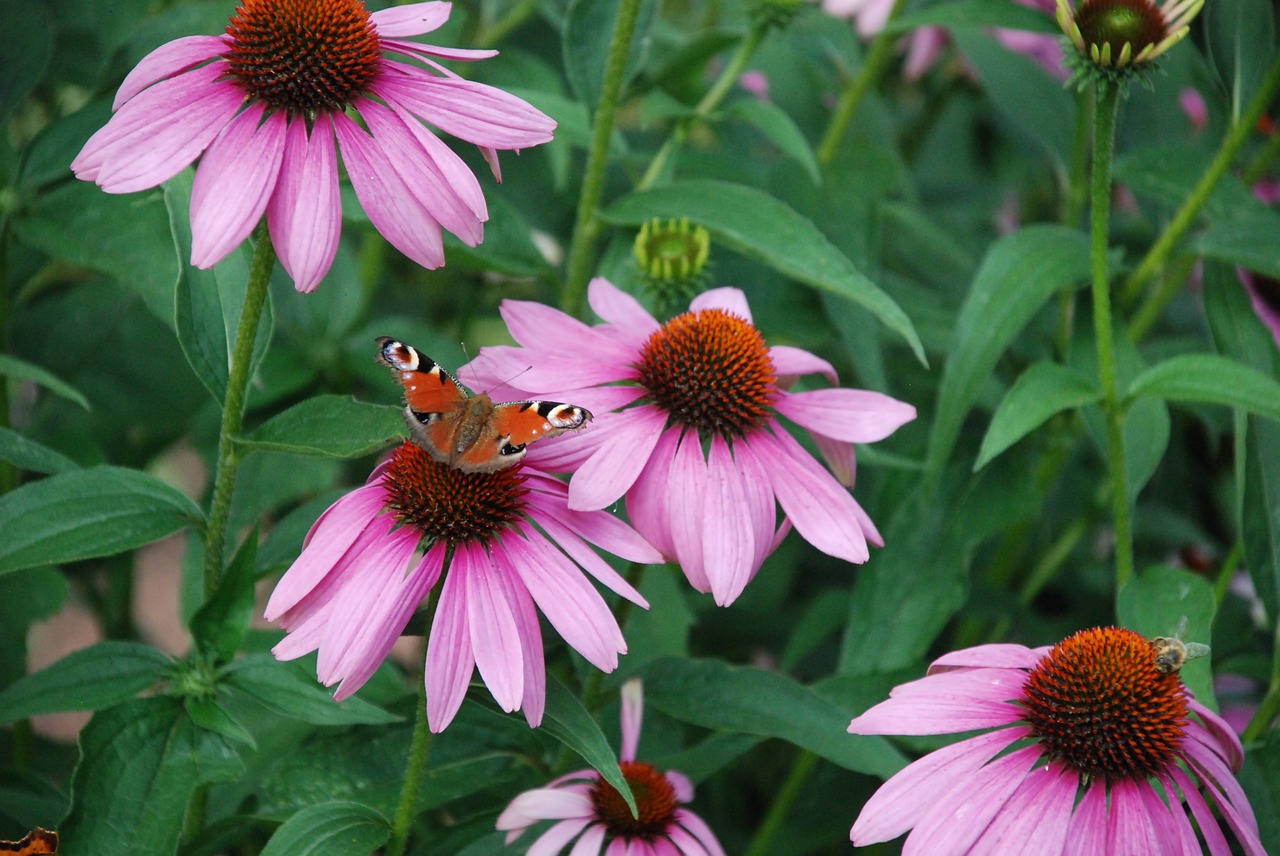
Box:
[0,829,58,856]
[451,400,593,472]
[376,337,471,463]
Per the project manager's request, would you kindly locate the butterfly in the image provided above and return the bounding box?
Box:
[0,829,57,856]
[376,337,592,473]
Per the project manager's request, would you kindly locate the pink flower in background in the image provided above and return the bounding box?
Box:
[848,627,1263,855]
[497,679,726,856]
[264,442,658,732]
[1238,268,1280,350]
[1180,87,1209,133]
[738,70,772,101]
[466,278,916,607]
[72,0,555,292]
[822,0,895,37]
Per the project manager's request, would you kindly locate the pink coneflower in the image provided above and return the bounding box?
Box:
[496,678,726,856]
[848,627,1264,854]
[465,277,916,607]
[263,442,659,732]
[72,0,554,292]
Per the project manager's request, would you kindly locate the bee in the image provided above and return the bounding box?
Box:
[1150,619,1210,675]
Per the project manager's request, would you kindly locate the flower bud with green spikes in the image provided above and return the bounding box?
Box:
[634,217,712,316]
[749,0,805,32]
[1056,0,1204,90]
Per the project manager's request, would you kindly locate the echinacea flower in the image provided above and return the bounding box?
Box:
[496,678,726,856]
[848,627,1264,855]
[1056,0,1203,80]
[465,277,916,607]
[263,442,659,731]
[1238,268,1280,350]
[72,0,555,292]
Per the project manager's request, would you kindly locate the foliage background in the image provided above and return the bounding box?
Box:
[1,0,1279,853]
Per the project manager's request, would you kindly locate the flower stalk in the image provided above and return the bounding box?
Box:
[202,231,275,598]
[1088,81,1134,592]
[388,655,434,856]
[561,0,645,317]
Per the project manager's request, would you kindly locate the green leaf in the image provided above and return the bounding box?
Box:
[724,98,821,185]
[976,362,1099,469]
[185,696,256,748]
[1127,354,1280,422]
[167,170,273,403]
[562,0,657,110]
[223,655,399,726]
[0,428,80,475]
[1115,148,1264,222]
[1239,731,1280,851]
[640,658,906,778]
[925,225,1092,480]
[0,466,205,575]
[1204,0,1275,120]
[889,0,1058,32]
[1117,566,1216,705]
[0,354,91,411]
[0,642,166,724]
[190,527,258,663]
[61,698,242,855]
[243,396,405,458]
[601,180,925,362]
[260,802,390,856]
[1193,210,1280,279]
[0,1,51,124]
[542,676,635,816]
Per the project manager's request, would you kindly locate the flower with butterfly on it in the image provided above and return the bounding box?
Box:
[263,436,660,732]
[496,678,727,856]
[464,277,916,608]
[72,0,554,292]
[847,627,1263,854]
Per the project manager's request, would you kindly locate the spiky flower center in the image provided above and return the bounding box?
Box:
[383,443,528,545]
[1021,627,1188,781]
[1074,0,1167,57]
[590,761,679,839]
[223,0,383,113]
[636,308,777,439]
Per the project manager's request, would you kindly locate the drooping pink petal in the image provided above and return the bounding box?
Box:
[728,438,784,573]
[527,818,595,856]
[382,38,498,62]
[769,345,838,383]
[588,277,661,343]
[389,101,487,220]
[903,746,1040,855]
[569,406,668,511]
[1188,697,1244,770]
[675,810,726,856]
[266,113,342,292]
[74,67,244,192]
[1169,766,1232,856]
[773,388,916,444]
[667,432,710,594]
[850,728,1028,844]
[113,36,226,110]
[270,608,325,661]
[1183,737,1259,831]
[1104,779,1160,854]
[369,0,453,36]
[374,71,556,149]
[500,298,636,366]
[850,669,1025,735]
[425,548,475,731]
[625,427,682,560]
[966,760,1075,855]
[750,424,870,563]
[1156,773,1209,856]
[523,509,650,606]
[190,102,286,268]
[1064,782,1109,856]
[332,111,445,270]
[1183,753,1266,855]
[502,567,547,727]
[665,825,709,856]
[665,770,693,805]
[496,788,595,827]
[813,434,857,487]
[1136,779,1196,856]
[465,548,524,712]
[527,477,663,565]
[927,643,1042,673]
[568,824,607,856]
[701,436,757,605]
[620,678,644,762]
[690,287,752,323]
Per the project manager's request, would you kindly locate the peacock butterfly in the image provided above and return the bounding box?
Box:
[0,829,57,856]
[376,337,592,473]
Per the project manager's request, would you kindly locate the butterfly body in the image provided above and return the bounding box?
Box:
[376,337,591,473]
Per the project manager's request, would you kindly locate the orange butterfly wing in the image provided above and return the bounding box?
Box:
[0,829,58,856]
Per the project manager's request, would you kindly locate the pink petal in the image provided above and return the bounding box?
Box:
[588,277,660,342]
[505,573,547,727]
[464,549,524,712]
[527,818,594,856]
[373,70,556,149]
[1183,751,1266,855]
[370,1,452,37]
[620,678,643,762]
[1104,779,1160,855]
[769,345,838,383]
[750,424,870,563]
[267,114,342,292]
[1169,766,1232,856]
[500,298,636,365]
[332,111,445,270]
[850,728,1028,845]
[773,388,916,444]
[382,37,498,62]
[74,67,243,192]
[904,746,1040,854]
[426,549,475,731]
[675,810,726,856]
[702,437,757,605]
[1188,697,1244,770]
[667,432,710,593]
[625,427,682,560]
[525,505,650,606]
[527,477,663,565]
[849,669,1026,735]
[568,824,607,856]
[966,760,1075,855]
[729,438,784,573]
[568,406,668,511]
[190,102,286,268]
[813,434,856,486]
[690,287,752,323]
[1157,772,1209,856]
[665,825,708,856]
[113,35,225,110]
[928,643,1041,673]
[1064,782,1108,856]
[497,788,595,826]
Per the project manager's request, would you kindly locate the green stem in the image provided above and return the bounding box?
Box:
[1121,56,1280,306]
[1089,82,1133,593]
[560,0,645,317]
[202,234,275,599]
[388,668,433,856]
[1125,254,1198,342]
[1211,540,1244,608]
[743,749,817,856]
[1241,617,1280,745]
[637,24,769,191]
[815,0,907,166]
[474,0,538,49]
